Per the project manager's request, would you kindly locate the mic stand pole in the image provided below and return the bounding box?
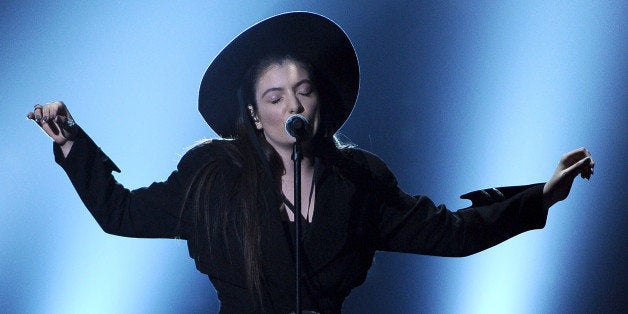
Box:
[292,139,303,314]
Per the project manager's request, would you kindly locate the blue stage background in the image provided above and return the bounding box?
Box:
[2,1,625,313]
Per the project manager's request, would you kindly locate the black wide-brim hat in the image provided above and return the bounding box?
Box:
[198,12,359,138]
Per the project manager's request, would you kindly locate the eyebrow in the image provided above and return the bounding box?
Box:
[260,79,313,99]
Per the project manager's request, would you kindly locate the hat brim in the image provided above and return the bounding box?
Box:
[198,12,359,138]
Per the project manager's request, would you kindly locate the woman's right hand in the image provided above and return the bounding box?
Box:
[27,101,77,157]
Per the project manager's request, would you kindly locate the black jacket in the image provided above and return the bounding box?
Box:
[54,128,547,313]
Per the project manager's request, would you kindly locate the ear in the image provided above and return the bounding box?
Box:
[247,105,262,130]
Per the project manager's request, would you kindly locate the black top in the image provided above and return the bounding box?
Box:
[54,127,548,313]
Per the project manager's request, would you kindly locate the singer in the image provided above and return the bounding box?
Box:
[27,12,594,313]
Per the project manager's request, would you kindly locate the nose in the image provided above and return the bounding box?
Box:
[287,93,304,114]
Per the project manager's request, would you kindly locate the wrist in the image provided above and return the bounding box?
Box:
[59,140,75,158]
[542,182,559,209]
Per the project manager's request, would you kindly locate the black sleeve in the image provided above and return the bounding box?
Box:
[54,127,216,239]
[347,149,548,257]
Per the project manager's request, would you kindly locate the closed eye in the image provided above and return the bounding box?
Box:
[295,79,315,96]
[299,90,312,96]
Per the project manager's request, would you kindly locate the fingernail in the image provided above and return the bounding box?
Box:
[43,116,48,122]
[35,115,41,123]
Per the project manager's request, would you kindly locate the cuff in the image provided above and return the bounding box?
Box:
[53,126,121,173]
[460,183,544,206]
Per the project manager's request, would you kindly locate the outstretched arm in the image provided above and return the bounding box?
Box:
[26,101,196,239]
[353,147,595,257]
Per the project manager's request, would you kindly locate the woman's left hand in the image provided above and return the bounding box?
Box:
[543,147,595,208]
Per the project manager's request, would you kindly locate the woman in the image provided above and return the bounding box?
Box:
[27,12,594,313]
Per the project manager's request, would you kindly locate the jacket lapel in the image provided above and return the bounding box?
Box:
[259,159,355,296]
[303,163,354,274]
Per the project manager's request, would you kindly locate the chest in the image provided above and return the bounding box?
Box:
[281,171,316,223]
[191,167,382,298]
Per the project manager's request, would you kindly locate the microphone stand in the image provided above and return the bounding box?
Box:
[292,139,303,314]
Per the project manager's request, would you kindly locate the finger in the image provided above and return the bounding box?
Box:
[48,101,60,120]
[27,104,39,120]
[566,147,588,161]
[57,101,72,120]
[581,148,595,178]
[565,156,592,180]
[42,103,52,123]
[583,147,591,157]
[562,148,594,171]
[42,117,61,136]
[584,162,594,179]
[33,104,43,123]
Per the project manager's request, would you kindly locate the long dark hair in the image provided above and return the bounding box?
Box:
[187,55,343,308]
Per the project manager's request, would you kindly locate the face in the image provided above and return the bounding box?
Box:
[250,60,320,151]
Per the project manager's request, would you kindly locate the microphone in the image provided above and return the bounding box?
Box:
[285,114,311,141]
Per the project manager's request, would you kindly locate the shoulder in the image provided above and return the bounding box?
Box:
[177,139,241,175]
[336,146,397,186]
[339,147,388,172]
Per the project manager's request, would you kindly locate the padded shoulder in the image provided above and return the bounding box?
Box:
[176,139,241,181]
[337,147,398,188]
